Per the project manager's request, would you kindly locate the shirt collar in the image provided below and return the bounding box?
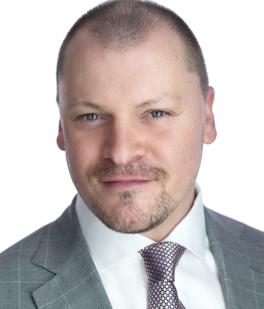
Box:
[76,185,206,270]
[165,186,206,258]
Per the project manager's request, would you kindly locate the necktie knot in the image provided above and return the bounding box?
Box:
[139,241,185,283]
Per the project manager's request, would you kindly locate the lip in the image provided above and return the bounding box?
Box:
[99,177,153,189]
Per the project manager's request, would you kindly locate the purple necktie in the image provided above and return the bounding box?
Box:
[139,241,186,309]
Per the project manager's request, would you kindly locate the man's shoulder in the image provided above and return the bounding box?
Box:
[0,223,54,307]
[205,207,264,244]
[0,219,56,277]
[0,200,77,263]
[0,202,79,307]
[0,223,48,261]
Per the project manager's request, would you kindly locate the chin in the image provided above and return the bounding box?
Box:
[90,196,172,234]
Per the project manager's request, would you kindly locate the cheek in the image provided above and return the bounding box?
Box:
[63,130,102,176]
[151,123,203,180]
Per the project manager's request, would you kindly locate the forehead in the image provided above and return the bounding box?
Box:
[63,22,188,75]
[58,24,201,106]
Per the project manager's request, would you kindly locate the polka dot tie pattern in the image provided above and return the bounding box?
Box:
[139,241,186,309]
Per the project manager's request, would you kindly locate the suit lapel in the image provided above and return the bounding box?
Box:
[31,198,112,309]
[205,208,264,309]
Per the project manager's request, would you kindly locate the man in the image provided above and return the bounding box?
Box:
[0,1,263,308]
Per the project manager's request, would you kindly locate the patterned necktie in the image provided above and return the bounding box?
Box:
[139,241,186,309]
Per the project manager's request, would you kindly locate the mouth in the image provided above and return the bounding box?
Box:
[99,177,154,189]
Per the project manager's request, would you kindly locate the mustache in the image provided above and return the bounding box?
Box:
[87,161,168,181]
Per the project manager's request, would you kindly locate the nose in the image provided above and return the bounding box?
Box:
[103,118,146,165]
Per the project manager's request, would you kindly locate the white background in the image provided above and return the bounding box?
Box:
[0,0,263,253]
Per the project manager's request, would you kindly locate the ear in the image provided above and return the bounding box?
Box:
[57,121,65,151]
[203,86,217,144]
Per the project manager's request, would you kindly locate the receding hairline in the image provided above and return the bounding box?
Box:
[58,20,200,81]
[56,0,209,99]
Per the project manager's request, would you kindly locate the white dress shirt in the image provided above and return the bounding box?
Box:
[76,187,226,309]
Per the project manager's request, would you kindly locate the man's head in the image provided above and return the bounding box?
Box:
[56,0,216,240]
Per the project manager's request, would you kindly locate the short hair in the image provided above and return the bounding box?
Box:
[56,0,209,99]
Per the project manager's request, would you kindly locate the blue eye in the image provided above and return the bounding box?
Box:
[77,113,100,121]
[150,110,169,118]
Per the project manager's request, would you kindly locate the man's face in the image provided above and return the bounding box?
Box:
[57,25,216,238]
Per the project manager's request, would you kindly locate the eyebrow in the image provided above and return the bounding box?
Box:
[63,94,182,113]
[137,95,183,108]
[61,101,101,114]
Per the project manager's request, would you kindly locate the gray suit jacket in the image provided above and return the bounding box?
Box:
[0,198,264,308]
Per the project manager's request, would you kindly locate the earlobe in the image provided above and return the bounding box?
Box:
[57,121,65,151]
[203,86,217,144]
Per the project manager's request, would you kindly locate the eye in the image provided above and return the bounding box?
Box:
[149,110,170,118]
[77,113,100,121]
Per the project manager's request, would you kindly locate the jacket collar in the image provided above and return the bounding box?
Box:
[205,208,264,309]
